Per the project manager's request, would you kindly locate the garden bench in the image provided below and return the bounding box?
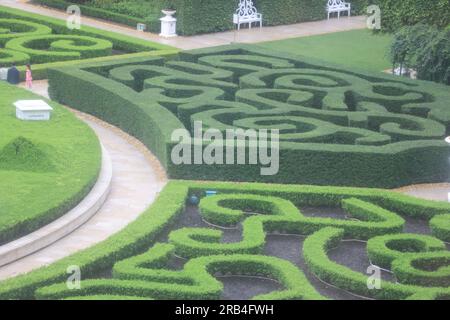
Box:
[233,0,262,30]
[327,0,351,19]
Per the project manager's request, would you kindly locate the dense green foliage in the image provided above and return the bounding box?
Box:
[430,214,450,242]
[303,227,449,299]
[5,35,113,64]
[48,44,450,187]
[36,244,324,300]
[0,181,448,299]
[33,0,162,32]
[0,82,101,245]
[163,0,370,35]
[371,0,450,32]
[0,5,174,74]
[34,0,370,35]
[367,233,446,268]
[390,24,450,85]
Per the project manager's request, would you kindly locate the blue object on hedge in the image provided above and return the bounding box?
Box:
[188,195,199,205]
[205,190,217,197]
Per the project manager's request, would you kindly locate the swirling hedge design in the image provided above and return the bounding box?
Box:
[0,16,113,67]
[5,35,112,64]
[48,45,450,187]
[0,49,29,67]
[0,19,52,46]
[28,182,450,300]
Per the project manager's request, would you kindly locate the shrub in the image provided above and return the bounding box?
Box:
[0,49,30,67]
[34,0,161,32]
[36,243,324,300]
[0,18,52,46]
[303,227,450,299]
[1,180,449,299]
[390,24,450,85]
[170,194,405,259]
[5,35,113,64]
[392,252,450,287]
[0,5,175,76]
[372,0,450,32]
[367,233,446,269]
[81,0,370,36]
[48,44,450,187]
[430,214,450,242]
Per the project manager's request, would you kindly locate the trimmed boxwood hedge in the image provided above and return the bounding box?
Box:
[0,49,30,67]
[0,18,52,46]
[36,243,324,300]
[367,233,446,269]
[170,194,405,259]
[303,227,450,299]
[33,0,371,35]
[5,35,113,64]
[392,251,450,287]
[48,44,450,188]
[371,0,450,31]
[156,0,371,35]
[430,214,450,242]
[0,181,449,299]
[33,0,161,33]
[0,5,176,76]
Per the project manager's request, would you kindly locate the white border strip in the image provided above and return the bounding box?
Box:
[0,143,112,267]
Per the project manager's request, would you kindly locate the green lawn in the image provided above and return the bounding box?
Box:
[0,82,101,244]
[258,29,393,72]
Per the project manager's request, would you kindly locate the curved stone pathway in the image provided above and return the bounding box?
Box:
[0,83,167,280]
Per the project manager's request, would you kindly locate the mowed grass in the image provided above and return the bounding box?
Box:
[0,82,101,244]
[258,29,393,72]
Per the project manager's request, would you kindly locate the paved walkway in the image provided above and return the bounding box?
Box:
[2,0,367,50]
[394,184,450,202]
[0,81,167,280]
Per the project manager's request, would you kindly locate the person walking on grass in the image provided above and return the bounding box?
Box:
[25,64,33,89]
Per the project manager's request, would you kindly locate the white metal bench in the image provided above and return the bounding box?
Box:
[327,0,351,19]
[233,0,262,30]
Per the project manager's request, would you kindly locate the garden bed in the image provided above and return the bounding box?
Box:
[0,181,449,299]
[48,44,450,188]
[0,5,177,79]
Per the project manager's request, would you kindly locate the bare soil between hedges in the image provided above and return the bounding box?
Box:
[95,204,446,300]
[153,204,445,300]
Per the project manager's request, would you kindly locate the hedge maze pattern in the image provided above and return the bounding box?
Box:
[48,45,450,187]
[0,18,114,66]
[32,182,450,300]
[0,5,173,71]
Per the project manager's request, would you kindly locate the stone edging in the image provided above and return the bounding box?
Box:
[0,143,112,267]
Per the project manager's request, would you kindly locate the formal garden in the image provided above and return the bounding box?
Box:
[0,0,449,302]
[0,6,175,77]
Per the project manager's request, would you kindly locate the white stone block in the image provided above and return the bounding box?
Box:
[14,100,53,121]
[0,68,8,81]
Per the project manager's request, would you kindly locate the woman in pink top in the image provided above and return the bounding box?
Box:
[25,64,33,89]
